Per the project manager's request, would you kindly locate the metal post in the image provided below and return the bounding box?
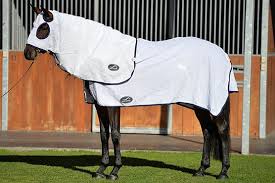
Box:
[167,0,175,38]
[94,0,99,21]
[2,0,10,131]
[166,0,176,135]
[92,105,97,132]
[259,0,269,139]
[242,0,254,155]
[92,0,100,132]
[167,105,173,135]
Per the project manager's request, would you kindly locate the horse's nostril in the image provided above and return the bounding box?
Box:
[24,50,33,60]
[24,48,37,60]
[24,51,30,59]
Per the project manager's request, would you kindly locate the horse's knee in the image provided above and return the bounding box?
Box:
[111,130,121,142]
[100,129,109,141]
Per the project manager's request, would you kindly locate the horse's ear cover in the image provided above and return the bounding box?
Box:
[42,8,54,22]
[30,4,41,14]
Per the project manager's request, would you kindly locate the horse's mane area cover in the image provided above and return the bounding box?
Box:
[27,11,136,84]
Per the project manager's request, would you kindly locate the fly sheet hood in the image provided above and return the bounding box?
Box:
[27,10,136,84]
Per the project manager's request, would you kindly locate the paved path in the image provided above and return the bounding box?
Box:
[0,131,275,155]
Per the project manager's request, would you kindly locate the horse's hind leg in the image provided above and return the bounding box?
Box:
[215,98,230,179]
[108,107,122,180]
[94,104,110,178]
[193,108,213,177]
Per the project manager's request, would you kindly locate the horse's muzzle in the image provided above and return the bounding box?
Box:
[24,44,37,60]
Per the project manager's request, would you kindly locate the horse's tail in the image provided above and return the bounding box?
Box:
[210,98,230,161]
[210,127,223,161]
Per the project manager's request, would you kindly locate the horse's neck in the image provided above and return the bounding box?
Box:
[53,11,134,57]
[54,12,96,54]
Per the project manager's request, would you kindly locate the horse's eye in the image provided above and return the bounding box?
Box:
[36,22,50,39]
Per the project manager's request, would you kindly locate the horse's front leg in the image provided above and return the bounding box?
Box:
[95,104,110,178]
[108,107,122,180]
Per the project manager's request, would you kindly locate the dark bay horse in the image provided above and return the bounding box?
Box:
[24,7,231,180]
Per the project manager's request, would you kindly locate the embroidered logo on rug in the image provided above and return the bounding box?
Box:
[120,96,133,104]
[108,64,120,71]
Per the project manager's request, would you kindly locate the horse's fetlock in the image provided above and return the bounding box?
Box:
[222,163,230,170]
[101,157,110,166]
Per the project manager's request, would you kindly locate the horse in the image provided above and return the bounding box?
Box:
[24,7,238,180]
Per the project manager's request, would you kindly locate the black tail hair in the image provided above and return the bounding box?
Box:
[210,98,231,161]
[210,126,223,161]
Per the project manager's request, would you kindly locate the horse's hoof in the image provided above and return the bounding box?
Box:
[193,171,205,177]
[216,174,229,180]
[107,174,119,180]
[94,172,106,179]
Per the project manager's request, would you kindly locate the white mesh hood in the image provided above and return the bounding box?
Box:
[27,13,56,51]
[27,11,136,84]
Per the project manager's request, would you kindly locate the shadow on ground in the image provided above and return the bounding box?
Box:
[0,154,216,178]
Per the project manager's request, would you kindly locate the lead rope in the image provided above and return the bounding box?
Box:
[1,62,34,98]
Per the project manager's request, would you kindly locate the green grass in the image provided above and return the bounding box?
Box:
[0,149,275,183]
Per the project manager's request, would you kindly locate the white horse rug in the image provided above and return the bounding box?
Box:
[27,11,238,116]
[88,37,238,116]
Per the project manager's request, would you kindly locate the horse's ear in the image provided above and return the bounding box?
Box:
[42,8,53,22]
[30,4,41,14]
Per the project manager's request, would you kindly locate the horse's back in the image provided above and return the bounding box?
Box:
[135,37,230,66]
[91,37,237,116]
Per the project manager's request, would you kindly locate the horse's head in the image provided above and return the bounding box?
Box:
[24,6,54,60]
